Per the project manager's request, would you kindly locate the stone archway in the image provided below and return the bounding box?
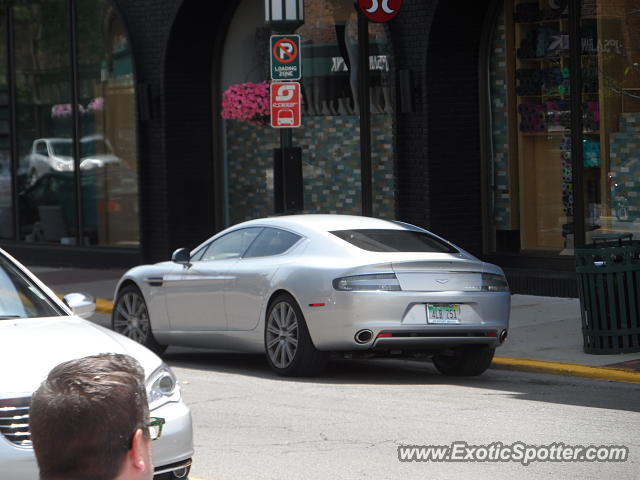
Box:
[163,1,236,251]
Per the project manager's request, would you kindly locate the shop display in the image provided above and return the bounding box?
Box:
[609,113,640,222]
[491,0,640,252]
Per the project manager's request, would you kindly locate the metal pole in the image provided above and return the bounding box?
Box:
[568,0,585,248]
[358,11,372,216]
[69,0,83,245]
[7,7,19,241]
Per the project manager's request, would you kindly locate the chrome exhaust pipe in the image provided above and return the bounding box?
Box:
[354,329,373,344]
[499,330,508,344]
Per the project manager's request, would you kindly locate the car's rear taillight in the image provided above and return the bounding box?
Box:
[333,273,401,291]
[480,273,510,292]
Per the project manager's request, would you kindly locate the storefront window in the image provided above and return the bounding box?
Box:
[3,0,138,247]
[220,0,395,225]
[14,0,76,244]
[581,1,640,241]
[77,0,139,246]
[295,1,362,215]
[489,1,640,255]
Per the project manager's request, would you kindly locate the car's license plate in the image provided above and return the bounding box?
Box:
[426,304,461,324]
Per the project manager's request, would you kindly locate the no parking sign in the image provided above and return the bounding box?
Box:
[270,35,301,81]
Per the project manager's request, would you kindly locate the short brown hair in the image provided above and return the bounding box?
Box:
[29,354,149,480]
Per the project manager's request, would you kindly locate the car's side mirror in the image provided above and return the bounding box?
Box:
[171,248,191,265]
[63,292,96,319]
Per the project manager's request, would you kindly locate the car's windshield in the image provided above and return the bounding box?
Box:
[0,255,64,319]
[331,229,459,253]
[50,139,73,157]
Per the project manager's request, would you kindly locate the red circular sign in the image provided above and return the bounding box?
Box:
[357,0,402,23]
[272,38,298,64]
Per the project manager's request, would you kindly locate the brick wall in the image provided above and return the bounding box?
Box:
[113,0,236,262]
[424,0,489,256]
[389,0,436,230]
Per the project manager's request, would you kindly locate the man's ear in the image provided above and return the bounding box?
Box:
[129,428,151,472]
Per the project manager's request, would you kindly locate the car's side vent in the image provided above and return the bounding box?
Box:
[0,397,32,447]
[146,277,163,287]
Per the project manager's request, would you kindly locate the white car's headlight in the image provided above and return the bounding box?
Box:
[53,159,73,171]
[147,363,181,410]
[333,273,401,291]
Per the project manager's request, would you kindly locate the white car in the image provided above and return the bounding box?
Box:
[23,136,121,186]
[112,214,510,377]
[0,248,193,479]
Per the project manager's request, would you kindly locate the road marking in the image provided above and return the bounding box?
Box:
[72,296,640,384]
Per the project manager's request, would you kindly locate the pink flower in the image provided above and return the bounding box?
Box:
[221,81,271,125]
[87,97,104,112]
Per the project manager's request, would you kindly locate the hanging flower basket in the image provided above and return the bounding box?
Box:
[221,81,270,126]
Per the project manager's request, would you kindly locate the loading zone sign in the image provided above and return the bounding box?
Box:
[270,35,301,81]
[271,82,301,128]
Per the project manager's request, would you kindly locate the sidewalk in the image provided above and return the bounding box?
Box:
[30,266,640,381]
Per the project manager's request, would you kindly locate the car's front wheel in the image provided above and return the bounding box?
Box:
[112,284,166,355]
[264,293,327,377]
[432,345,495,376]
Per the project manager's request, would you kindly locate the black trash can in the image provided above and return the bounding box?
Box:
[575,233,640,354]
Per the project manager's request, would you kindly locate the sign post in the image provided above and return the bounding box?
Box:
[269,35,303,213]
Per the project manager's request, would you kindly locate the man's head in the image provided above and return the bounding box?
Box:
[29,353,154,480]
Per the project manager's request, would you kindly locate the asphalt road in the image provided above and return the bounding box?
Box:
[161,352,640,480]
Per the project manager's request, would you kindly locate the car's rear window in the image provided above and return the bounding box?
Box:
[331,229,458,253]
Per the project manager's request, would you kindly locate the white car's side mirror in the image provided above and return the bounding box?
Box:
[63,292,96,319]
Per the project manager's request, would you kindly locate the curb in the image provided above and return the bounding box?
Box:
[492,356,640,385]
[95,298,113,315]
[88,297,640,384]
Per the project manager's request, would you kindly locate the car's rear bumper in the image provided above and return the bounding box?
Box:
[301,290,510,352]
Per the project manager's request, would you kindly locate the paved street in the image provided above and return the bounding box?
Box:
[163,352,640,480]
[31,267,640,479]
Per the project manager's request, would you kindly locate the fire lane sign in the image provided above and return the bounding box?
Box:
[271,82,301,128]
[270,35,301,81]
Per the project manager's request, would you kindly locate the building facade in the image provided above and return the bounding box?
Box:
[0,0,638,296]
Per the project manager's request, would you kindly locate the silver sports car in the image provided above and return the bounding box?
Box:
[112,215,510,377]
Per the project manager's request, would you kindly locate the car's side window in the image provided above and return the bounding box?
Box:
[200,227,262,261]
[243,228,301,258]
[36,141,48,156]
[190,246,206,262]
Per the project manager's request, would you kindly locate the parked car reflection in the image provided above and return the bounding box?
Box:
[23,135,122,186]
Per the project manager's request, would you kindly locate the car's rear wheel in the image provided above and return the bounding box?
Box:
[432,345,495,376]
[264,293,327,377]
[112,284,166,355]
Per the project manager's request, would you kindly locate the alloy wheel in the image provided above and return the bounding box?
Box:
[113,291,151,344]
[266,301,299,369]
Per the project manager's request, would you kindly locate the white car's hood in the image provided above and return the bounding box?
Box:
[0,315,162,396]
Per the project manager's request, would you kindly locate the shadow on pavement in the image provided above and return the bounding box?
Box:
[163,350,640,413]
